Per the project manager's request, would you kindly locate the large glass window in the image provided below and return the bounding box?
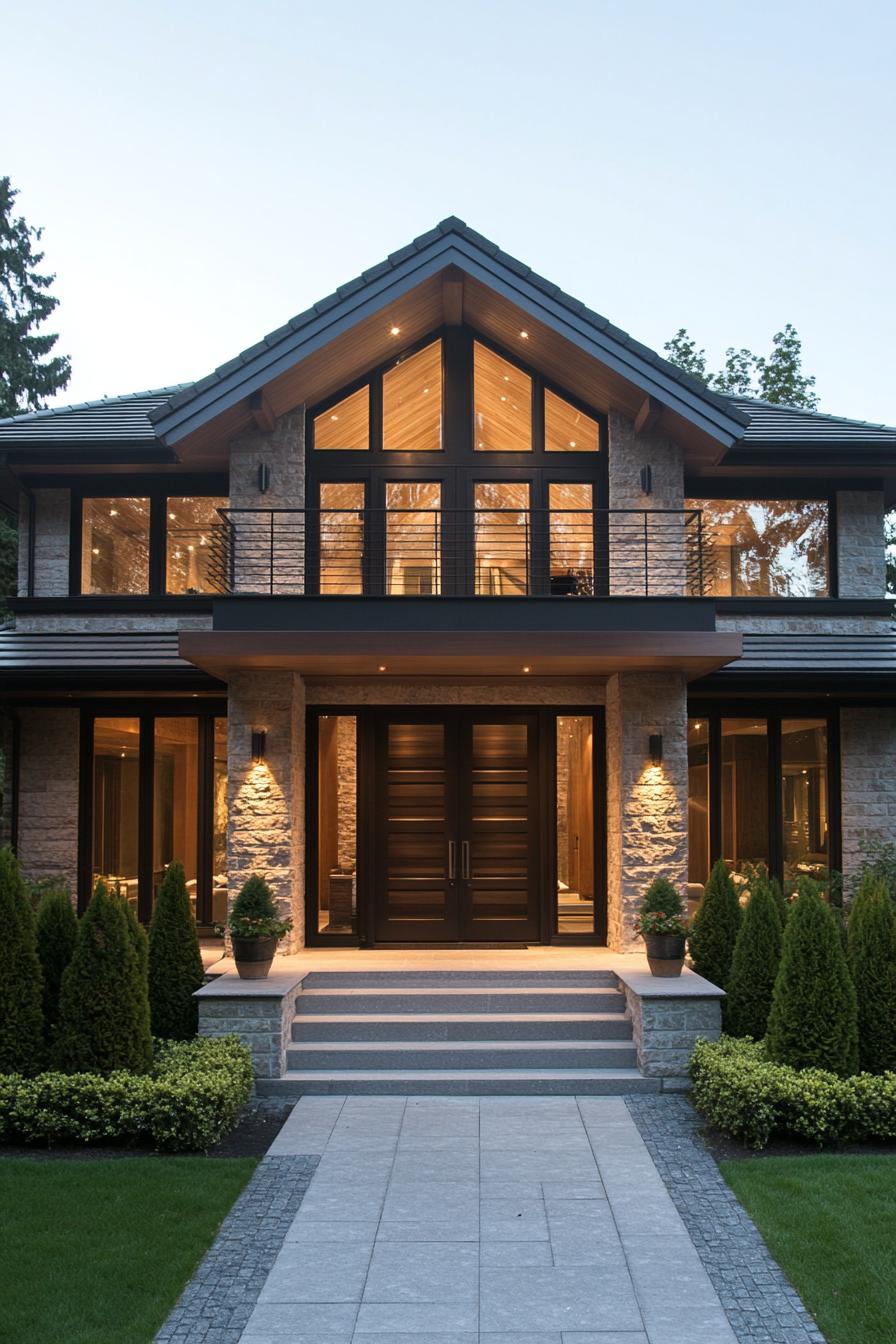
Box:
[166,496,227,594]
[782,718,828,882]
[383,341,442,450]
[81,498,150,594]
[319,483,365,593]
[316,715,358,934]
[153,718,200,914]
[314,386,370,450]
[212,719,228,926]
[474,482,530,595]
[722,718,769,879]
[545,389,600,453]
[473,343,532,452]
[92,717,141,911]
[386,482,441,594]
[549,483,594,596]
[555,716,594,933]
[687,498,829,597]
[687,718,710,891]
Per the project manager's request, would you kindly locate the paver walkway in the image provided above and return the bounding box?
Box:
[238,1095,738,1343]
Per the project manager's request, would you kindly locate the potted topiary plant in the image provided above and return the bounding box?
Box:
[634,875,688,977]
[224,874,292,980]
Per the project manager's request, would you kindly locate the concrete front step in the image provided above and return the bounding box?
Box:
[257,1068,660,1097]
[295,987,625,1015]
[285,1040,637,1070]
[292,1011,634,1042]
[298,969,618,988]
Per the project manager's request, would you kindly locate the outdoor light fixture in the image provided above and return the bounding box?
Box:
[640,465,653,495]
[649,733,663,766]
[258,462,271,494]
[251,729,267,763]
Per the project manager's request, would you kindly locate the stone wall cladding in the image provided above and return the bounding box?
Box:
[840,706,896,881]
[14,614,214,633]
[229,408,305,595]
[305,679,606,706]
[227,670,306,948]
[16,707,80,896]
[837,489,886,598]
[197,984,298,1079]
[621,986,722,1081]
[717,614,893,633]
[606,671,688,951]
[608,411,686,596]
[19,488,70,597]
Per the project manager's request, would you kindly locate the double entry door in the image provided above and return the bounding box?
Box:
[373,710,540,943]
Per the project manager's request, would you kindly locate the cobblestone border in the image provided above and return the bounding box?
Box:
[155,1153,318,1343]
[626,1096,826,1344]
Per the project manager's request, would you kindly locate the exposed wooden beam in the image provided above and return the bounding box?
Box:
[442,268,464,325]
[635,396,663,436]
[248,389,276,433]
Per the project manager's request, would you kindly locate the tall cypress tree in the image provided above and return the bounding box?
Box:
[848,874,896,1074]
[767,878,858,1076]
[113,889,152,1059]
[148,862,205,1040]
[688,859,742,989]
[35,885,78,1043]
[770,876,789,928]
[725,875,782,1039]
[0,846,43,1073]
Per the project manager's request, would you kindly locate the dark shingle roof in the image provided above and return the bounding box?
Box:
[727,397,896,446]
[718,630,896,677]
[0,386,190,446]
[0,630,216,684]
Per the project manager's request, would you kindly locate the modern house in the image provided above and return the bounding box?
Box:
[1,218,894,1088]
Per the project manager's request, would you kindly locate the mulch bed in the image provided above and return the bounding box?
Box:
[699,1122,896,1162]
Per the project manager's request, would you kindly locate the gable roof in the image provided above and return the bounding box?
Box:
[0,386,189,447]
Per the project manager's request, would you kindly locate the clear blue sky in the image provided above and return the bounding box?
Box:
[5,0,895,422]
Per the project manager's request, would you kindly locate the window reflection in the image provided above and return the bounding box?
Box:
[549,483,594,596]
[386,482,441,594]
[474,482,530,595]
[153,718,199,914]
[556,716,594,933]
[687,719,710,892]
[687,498,829,597]
[317,715,358,934]
[383,341,442,450]
[81,498,150,594]
[213,718,228,925]
[319,483,365,593]
[473,343,532,452]
[92,718,140,910]
[314,386,370,450]
[782,719,828,882]
[545,389,600,453]
[722,719,769,880]
[166,497,227,593]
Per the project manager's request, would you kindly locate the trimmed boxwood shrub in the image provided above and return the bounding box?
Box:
[0,846,44,1074]
[0,1035,253,1151]
[688,858,741,989]
[725,874,782,1040]
[690,1035,896,1149]
[148,861,205,1040]
[55,881,153,1076]
[35,886,78,1042]
[766,877,858,1077]
[848,873,896,1074]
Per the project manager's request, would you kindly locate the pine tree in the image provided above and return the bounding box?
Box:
[640,876,683,917]
[766,878,859,1076]
[688,859,742,989]
[148,862,205,1040]
[848,874,896,1074]
[0,846,43,1073]
[35,885,78,1042]
[725,875,782,1039]
[0,177,71,416]
[55,881,153,1075]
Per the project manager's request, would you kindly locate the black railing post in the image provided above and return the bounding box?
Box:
[697,510,705,597]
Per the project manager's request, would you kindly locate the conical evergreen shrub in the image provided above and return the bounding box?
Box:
[766,878,858,1076]
[0,846,43,1074]
[770,876,789,928]
[55,881,153,1075]
[231,873,277,922]
[640,876,683,917]
[113,890,153,1060]
[688,859,742,988]
[848,874,896,1074]
[725,875,782,1039]
[148,862,205,1040]
[35,886,78,1043]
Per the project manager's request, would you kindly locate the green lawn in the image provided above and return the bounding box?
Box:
[0,1156,256,1344]
[720,1155,896,1344]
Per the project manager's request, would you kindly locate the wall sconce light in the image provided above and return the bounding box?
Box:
[639,465,653,495]
[258,462,271,494]
[251,729,267,763]
[648,733,663,766]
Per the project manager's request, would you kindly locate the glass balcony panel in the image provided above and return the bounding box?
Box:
[474,482,530,595]
[385,482,441,594]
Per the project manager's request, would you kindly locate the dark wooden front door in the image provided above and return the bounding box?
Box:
[372,711,540,943]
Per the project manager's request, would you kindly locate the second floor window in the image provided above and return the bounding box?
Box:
[686,497,830,598]
[79,492,227,595]
[81,497,150,594]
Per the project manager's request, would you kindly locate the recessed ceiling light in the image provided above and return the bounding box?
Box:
[522,665,531,673]
[390,325,401,336]
[519,330,529,339]
[378,664,387,672]
[169,512,176,520]
[569,440,576,448]
[330,413,338,421]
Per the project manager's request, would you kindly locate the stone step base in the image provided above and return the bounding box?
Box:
[295,987,625,1015]
[292,1011,633,1042]
[298,969,618,988]
[285,1039,638,1071]
[257,1068,662,1097]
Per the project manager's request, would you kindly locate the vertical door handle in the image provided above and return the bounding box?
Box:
[448,840,456,881]
[461,839,470,880]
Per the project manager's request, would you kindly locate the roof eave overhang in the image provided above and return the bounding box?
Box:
[151,236,748,450]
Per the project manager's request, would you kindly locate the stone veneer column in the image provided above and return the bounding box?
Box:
[15,707,80,896]
[836,490,886,597]
[228,408,305,594]
[605,672,689,950]
[840,707,896,882]
[18,489,71,597]
[227,670,306,949]
[607,412,686,596]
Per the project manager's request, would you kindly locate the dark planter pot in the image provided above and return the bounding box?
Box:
[644,932,686,978]
[232,934,279,980]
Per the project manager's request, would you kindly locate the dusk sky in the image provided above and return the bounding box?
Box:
[5,0,895,423]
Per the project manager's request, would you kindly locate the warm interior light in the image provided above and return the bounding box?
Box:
[109,509,118,516]
[390,325,401,336]
[519,330,529,339]
[378,664,387,672]
[92,547,100,555]
[169,512,176,520]
[330,413,338,421]
[522,665,531,673]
